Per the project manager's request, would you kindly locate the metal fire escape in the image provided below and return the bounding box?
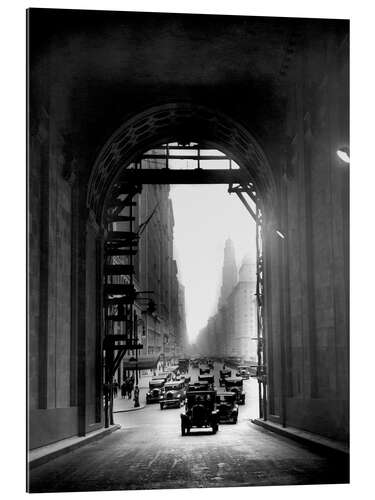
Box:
[103,175,145,427]
[228,181,267,420]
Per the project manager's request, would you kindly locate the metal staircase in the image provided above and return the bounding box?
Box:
[103,181,143,426]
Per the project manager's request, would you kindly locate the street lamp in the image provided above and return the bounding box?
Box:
[336,146,350,164]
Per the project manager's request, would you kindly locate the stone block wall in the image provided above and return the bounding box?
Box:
[264,32,349,442]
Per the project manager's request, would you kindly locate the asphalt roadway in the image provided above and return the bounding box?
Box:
[29,363,349,492]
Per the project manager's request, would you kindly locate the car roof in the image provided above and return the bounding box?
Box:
[216,391,236,397]
[225,377,243,382]
[165,381,183,387]
[186,390,216,396]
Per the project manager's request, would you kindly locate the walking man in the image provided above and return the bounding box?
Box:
[127,377,134,399]
[134,385,140,408]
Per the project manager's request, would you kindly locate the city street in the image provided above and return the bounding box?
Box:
[29,364,348,492]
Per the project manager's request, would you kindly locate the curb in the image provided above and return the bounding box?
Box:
[28,424,121,469]
[251,419,349,456]
[113,404,146,413]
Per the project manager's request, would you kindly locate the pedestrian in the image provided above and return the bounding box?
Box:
[113,379,119,398]
[121,381,127,399]
[127,377,134,399]
[134,385,140,408]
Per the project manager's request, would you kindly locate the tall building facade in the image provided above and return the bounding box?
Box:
[226,255,257,361]
[115,155,187,379]
[195,243,257,362]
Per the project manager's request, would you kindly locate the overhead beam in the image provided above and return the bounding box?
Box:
[142,154,229,161]
[117,168,250,185]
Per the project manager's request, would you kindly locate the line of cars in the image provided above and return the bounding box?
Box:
[145,360,248,436]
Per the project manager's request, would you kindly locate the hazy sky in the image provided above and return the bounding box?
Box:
[169,183,256,343]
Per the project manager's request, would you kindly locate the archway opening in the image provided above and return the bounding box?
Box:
[88,104,274,428]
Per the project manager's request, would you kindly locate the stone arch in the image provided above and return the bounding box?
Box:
[87,102,276,224]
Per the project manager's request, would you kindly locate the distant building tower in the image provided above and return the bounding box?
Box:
[227,254,257,361]
[238,253,255,282]
[219,238,238,307]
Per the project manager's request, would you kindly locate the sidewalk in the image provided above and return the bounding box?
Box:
[251,418,349,456]
[113,373,153,413]
[29,424,120,469]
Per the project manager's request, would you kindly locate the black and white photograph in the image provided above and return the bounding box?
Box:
[23,2,354,494]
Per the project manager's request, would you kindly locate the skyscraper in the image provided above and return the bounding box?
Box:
[219,238,237,307]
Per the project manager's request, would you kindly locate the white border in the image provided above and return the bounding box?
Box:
[1,1,374,499]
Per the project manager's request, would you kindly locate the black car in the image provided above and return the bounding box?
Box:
[146,378,165,403]
[224,377,245,405]
[188,381,210,391]
[216,392,239,424]
[180,390,219,435]
[199,366,210,375]
[198,374,215,389]
[178,375,191,388]
[178,358,190,374]
[219,368,232,387]
[191,359,199,369]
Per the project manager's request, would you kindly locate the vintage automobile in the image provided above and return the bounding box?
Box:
[199,365,211,375]
[236,365,250,380]
[219,368,232,387]
[191,359,199,369]
[178,358,190,374]
[198,374,215,388]
[160,380,186,409]
[180,390,219,435]
[216,392,239,424]
[188,381,210,391]
[146,377,166,404]
[224,377,246,405]
[156,371,172,382]
[179,375,191,388]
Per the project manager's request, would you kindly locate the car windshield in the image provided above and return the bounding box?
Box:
[187,393,214,408]
[217,395,234,403]
[165,384,181,390]
[226,381,242,387]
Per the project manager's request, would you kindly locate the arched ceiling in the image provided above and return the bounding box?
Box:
[28,9,348,182]
[87,102,276,221]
